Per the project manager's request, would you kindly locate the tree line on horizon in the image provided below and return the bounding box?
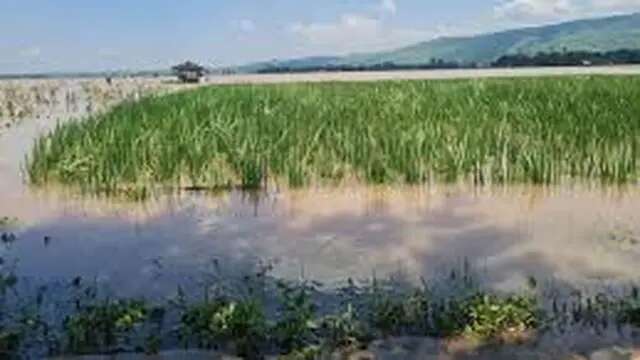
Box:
[254,49,640,74]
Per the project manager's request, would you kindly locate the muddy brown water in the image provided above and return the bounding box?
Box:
[1,79,640,299]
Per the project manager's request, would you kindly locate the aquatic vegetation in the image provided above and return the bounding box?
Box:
[0,258,639,358]
[27,76,640,195]
[63,299,152,354]
[367,288,429,336]
[180,299,267,357]
[317,304,366,350]
[274,281,318,352]
[460,293,540,340]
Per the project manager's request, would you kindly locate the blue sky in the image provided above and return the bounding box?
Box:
[1,0,639,73]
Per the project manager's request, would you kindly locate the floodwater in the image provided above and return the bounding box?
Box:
[204,65,640,85]
[1,79,640,299]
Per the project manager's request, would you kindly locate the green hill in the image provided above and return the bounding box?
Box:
[345,12,640,66]
[239,12,640,71]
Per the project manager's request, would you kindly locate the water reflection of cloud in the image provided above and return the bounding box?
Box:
[6,184,640,299]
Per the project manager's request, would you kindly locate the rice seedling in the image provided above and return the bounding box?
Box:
[27,76,640,195]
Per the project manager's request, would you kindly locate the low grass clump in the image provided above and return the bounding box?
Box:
[27,76,640,195]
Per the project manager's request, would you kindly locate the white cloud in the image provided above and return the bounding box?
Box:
[495,0,640,21]
[289,14,430,54]
[287,1,436,56]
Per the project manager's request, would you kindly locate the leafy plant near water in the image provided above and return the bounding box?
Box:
[27,76,640,196]
[4,263,640,358]
[317,304,366,350]
[63,299,152,354]
[367,286,431,336]
[274,280,318,352]
[180,299,267,357]
[460,293,540,340]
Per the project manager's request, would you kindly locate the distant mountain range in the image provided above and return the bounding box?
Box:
[238,12,640,72]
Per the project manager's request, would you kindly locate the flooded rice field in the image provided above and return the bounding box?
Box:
[1,78,640,295]
[2,77,640,359]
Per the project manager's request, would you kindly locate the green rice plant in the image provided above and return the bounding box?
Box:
[26,76,640,195]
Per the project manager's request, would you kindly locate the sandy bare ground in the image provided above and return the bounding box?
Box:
[203,65,640,85]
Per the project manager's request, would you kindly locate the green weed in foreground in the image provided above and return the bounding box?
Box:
[179,299,267,357]
[461,294,540,340]
[64,299,152,354]
[28,76,640,194]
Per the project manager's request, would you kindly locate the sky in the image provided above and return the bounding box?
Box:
[1,0,640,74]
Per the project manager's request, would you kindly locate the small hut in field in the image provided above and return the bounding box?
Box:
[172,61,206,83]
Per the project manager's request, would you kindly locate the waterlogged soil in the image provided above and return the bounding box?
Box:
[2,77,640,358]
